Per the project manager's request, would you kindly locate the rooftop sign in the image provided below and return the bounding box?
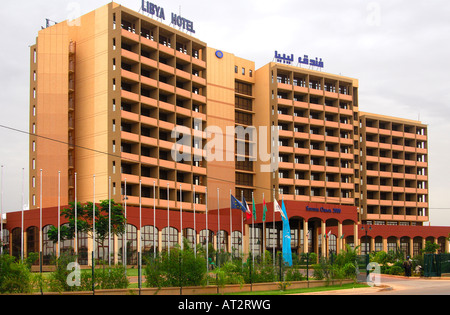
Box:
[141,0,196,34]
[275,51,324,69]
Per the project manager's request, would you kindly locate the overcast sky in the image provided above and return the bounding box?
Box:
[0,0,449,225]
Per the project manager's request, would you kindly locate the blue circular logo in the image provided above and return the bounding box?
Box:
[215,50,224,59]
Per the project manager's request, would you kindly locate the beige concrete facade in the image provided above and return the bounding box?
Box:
[25,3,436,264]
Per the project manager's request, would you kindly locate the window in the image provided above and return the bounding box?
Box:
[118,224,138,265]
[142,225,159,255]
[235,81,252,96]
[236,173,253,187]
[242,68,245,75]
[162,227,179,250]
[235,66,238,73]
[249,70,253,77]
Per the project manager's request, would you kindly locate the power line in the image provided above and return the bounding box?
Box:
[0,123,430,205]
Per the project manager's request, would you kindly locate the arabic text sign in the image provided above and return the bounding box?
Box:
[275,51,324,68]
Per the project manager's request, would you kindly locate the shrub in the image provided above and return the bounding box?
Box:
[47,253,79,292]
[214,261,244,287]
[95,266,129,289]
[144,244,206,288]
[0,254,34,294]
[389,266,404,275]
[285,268,305,282]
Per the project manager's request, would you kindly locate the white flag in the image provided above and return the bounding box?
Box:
[274,200,286,221]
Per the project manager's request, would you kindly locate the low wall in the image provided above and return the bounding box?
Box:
[35,279,355,296]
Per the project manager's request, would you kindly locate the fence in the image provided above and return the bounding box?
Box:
[424,254,450,277]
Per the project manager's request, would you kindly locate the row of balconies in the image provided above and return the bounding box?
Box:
[365,185,428,194]
[121,181,207,212]
[364,140,427,154]
[365,162,428,173]
[278,149,355,163]
[362,118,426,135]
[363,126,427,141]
[364,213,428,222]
[364,170,427,181]
[364,153,427,164]
[278,162,355,176]
[120,26,206,67]
[277,97,354,115]
[276,79,353,100]
[121,63,206,90]
[277,117,355,134]
[278,189,355,205]
[365,199,428,208]
[121,85,206,111]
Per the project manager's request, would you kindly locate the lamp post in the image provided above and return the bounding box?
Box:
[361,223,372,278]
[361,223,372,254]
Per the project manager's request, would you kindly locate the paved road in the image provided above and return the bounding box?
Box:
[299,275,450,295]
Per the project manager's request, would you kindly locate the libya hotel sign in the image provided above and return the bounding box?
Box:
[141,0,196,34]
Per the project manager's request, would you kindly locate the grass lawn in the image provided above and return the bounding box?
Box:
[35,268,368,295]
[222,282,369,295]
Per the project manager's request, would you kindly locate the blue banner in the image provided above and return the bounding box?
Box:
[281,200,293,267]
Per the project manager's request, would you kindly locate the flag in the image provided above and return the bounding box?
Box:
[231,194,246,213]
[274,199,286,220]
[281,200,292,267]
[252,196,257,221]
[242,197,252,221]
[262,197,268,222]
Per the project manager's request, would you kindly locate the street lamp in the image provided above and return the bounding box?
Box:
[361,223,372,255]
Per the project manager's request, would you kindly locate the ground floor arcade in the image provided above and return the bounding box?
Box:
[3,201,450,265]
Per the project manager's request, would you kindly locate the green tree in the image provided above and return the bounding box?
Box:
[422,241,440,254]
[48,200,126,258]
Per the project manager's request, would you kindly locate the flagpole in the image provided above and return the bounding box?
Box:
[180,184,183,251]
[109,176,111,267]
[139,179,142,294]
[93,174,95,259]
[217,188,220,265]
[272,188,275,267]
[39,169,43,276]
[240,190,243,265]
[124,178,127,272]
[229,189,232,260]
[167,183,170,255]
[193,185,196,258]
[75,172,78,261]
[21,168,24,263]
[251,191,254,269]
[0,165,3,256]
[92,174,96,293]
[205,187,209,279]
[58,170,60,258]
[263,193,265,262]
[153,181,156,260]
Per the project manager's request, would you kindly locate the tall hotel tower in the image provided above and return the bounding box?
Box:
[29,3,210,213]
[20,2,446,262]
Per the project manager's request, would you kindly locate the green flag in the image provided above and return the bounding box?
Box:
[262,197,268,222]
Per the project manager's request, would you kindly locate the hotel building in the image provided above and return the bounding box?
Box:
[5,2,449,265]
